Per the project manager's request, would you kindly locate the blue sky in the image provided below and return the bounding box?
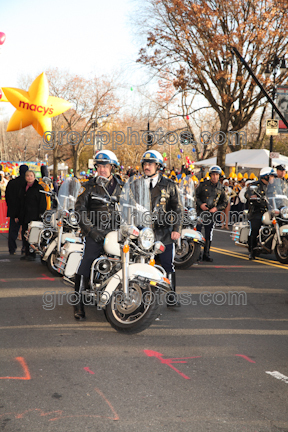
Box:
[0,0,144,116]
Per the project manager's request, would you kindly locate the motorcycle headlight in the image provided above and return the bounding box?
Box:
[139,227,154,250]
[188,208,197,222]
[281,206,288,219]
[69,212,78,226]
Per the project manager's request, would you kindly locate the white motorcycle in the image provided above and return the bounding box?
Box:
[174,175,205,268]
[25,177,56,258]
[231,178,288,263]
[41,177,82,276]
[62,175,171,333]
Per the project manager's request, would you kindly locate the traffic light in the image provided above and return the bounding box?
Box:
[147,133,153,149]
[180,130,194,145]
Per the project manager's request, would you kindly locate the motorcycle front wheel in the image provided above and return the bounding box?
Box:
[174,240,201,269]
[275,237,288,264]
[104,280,160,334]
[47,250,62,277]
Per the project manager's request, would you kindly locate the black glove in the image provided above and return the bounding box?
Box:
[89,228,104,243]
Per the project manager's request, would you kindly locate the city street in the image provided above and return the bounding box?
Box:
[0,228,288,432]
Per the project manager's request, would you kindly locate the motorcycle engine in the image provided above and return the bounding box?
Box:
[259,226,272,243]
[96,258,112,275]
[93,257,121,286]
[41,229,53,241]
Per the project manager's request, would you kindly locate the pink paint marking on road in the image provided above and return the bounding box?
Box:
[0,357,31,380]
[143,350,201,380]
[0,279,7,282]
[36,274,55,281]
[83,367,95,374]
[235,354,256,363]
[169,356,202,360]
[82,368,119,420]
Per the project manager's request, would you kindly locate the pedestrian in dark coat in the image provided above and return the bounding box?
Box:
[17,170,47,261]
[5,164,28,254]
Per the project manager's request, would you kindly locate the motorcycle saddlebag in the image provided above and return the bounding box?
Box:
[64,243,84,278]
[28,221,44,244]
[231,222,249,244]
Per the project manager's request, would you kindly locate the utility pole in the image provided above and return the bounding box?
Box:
[141,121,154,151]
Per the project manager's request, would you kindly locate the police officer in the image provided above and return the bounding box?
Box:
[275,164,288,194]
[140,150,184,307]
[73,150,123,320]
[245,167,276,260]
[196,165,228,262]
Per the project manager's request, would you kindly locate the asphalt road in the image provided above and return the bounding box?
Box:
[0,228,287,432]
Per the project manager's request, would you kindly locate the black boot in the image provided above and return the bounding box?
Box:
[248,236,255,260]
[74,274,86,320]
[202,239,213,262]
[166,272,181,307]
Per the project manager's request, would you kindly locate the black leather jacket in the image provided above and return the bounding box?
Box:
[196,179,228,214]
[150,174,184,245]
[75,174,124,240]
[279,177,288,195]
[245,180,268,219]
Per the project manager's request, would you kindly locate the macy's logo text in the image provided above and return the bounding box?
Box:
[19,101,54,116]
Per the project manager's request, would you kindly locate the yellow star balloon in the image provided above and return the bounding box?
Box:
[2,72,72,136]
[0,89,9,102]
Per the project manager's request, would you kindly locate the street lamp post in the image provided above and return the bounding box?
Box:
[265,55,287,166]
[92,114,112,157]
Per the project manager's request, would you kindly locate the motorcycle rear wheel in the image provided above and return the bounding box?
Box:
[275,237,288,264]
[174,240,201,269]
[104,280,160,334]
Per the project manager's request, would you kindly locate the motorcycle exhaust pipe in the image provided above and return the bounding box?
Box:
[63,276,75,287]
[235,241,248,248]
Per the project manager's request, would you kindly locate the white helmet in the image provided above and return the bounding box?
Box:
[260,167,277,178]
[94,150,119,167]
[209,165,222,175]
[141,150,164,167]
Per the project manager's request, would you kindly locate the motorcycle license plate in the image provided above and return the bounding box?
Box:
[282,229,288,233]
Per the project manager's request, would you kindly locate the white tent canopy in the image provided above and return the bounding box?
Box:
[193,149,288,169]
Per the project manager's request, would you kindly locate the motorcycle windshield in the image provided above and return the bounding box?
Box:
[119,175,152,228]
[178,176,195,209]
[266,178,288,210]
[58,177,81,211]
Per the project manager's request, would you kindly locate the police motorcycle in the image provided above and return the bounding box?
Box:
[40,177,83,276]
[231,177,288,263]
[63,175,171,333]
[24,177,56,258]
[174,175,204,268]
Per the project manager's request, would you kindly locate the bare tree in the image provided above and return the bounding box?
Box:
[136,0,288,167]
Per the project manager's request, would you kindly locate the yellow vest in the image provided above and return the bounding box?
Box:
[38,178,51,210]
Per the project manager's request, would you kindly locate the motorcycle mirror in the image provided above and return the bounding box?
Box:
[96,175,110,186]
[42,176,52,184]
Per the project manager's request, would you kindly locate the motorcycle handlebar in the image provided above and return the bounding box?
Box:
[91,194,118,205]
[40,190,53,196]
